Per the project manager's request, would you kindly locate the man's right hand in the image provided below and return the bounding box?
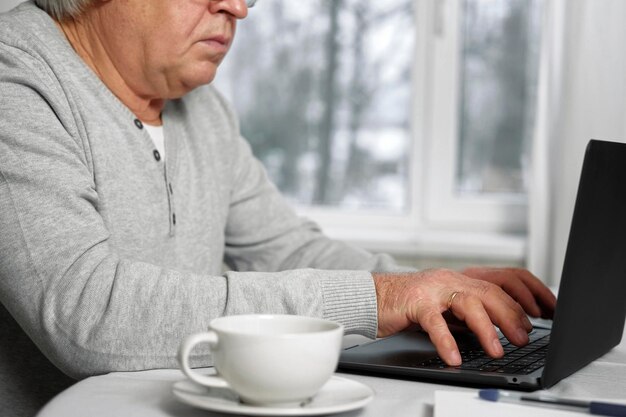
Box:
[372,268,552,366]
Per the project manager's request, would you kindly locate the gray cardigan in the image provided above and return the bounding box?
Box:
[0,2,404,415]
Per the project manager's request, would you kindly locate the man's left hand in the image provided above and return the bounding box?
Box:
[461,267,556,319]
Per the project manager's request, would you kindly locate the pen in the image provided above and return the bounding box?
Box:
[479,389,626,417]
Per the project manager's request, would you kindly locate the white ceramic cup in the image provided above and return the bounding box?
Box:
[177,314,344,406]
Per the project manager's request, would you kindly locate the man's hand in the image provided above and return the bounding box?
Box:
[372,268,556,367]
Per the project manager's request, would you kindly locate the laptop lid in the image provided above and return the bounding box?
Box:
[338,139,626,390]
[542,139,626,387]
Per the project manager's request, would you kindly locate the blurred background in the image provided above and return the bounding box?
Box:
[2,0,624,284]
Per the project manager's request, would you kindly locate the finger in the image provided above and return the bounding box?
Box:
[538,296,557,320]
[463,267,557,319]
[457,269,532,336]
[450,292,503,358]
[499,276,542,317]
[441,310,469,328]
[480,281,533,332]
[472,282,531,346]
[413,301,462,366]
[513,269,557,318]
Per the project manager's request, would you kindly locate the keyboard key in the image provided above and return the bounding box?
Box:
[417,330,551,374]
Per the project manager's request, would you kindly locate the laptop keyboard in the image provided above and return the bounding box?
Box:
[417,329,550,375]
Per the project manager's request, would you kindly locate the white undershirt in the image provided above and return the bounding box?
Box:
[144,124,165,157]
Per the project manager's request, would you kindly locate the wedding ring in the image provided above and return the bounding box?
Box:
[447,291,460,310]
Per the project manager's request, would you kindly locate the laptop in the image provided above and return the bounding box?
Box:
[339,139,626,390]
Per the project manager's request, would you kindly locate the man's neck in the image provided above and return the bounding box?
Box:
[54,16,164,125]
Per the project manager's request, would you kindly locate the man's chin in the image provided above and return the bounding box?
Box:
[169,70,218,98]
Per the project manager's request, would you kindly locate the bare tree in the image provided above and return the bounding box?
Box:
[341,1,371,196]
[313,0,342,204]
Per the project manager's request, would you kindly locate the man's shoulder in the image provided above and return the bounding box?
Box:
[0,3,68,88]
[0,2,54,51]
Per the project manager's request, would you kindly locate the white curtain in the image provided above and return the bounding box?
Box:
[528,0,626,285]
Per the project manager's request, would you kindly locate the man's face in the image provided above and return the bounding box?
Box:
[98,0,248,99]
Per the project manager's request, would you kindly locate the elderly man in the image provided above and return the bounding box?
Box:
[0,0,556,415]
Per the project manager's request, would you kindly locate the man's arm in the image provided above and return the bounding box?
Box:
[220,132,405,274]
[214,105,556,366]
[0,61,383,379]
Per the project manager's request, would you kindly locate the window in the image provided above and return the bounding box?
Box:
[215,0,543,260]
[216,0,413,212]
[424,0,542,234]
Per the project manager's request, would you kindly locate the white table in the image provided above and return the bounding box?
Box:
[37,334,626,417]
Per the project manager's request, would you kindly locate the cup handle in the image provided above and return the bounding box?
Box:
[177,331,230,389]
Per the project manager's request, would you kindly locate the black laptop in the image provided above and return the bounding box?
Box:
[339,139,626,390]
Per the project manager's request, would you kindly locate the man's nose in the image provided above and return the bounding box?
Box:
[210,0,249,19]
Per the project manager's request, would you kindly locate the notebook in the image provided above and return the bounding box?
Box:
[339,139,626,390]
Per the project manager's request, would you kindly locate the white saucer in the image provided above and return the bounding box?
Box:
[172,376,374,416]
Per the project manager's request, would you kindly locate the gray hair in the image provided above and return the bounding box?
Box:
[34,0,93,20]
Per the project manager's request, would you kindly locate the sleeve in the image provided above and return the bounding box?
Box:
[220,113,412,334]
[223,135,402,273]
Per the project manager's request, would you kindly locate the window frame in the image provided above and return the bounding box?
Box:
[423,0,528,234]
[293,0,528,261]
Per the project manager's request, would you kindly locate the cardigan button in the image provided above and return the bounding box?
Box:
[134,118,144,129]
[153,150,161,161]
